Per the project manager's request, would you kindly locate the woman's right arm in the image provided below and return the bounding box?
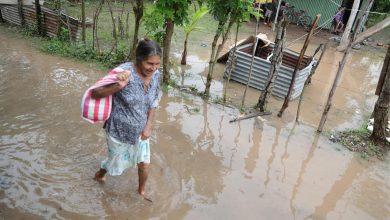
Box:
[91,83,123,99]
[91,71,130,99]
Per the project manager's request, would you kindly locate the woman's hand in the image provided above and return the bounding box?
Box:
[140,126,152,140]
[117,70,130,89]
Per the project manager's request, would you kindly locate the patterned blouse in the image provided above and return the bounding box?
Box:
[105,62,160,145]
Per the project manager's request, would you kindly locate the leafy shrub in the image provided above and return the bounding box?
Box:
[40,39,71,55]
[20,24,40,37]
[57,26,70,42]
[71,44,97,61]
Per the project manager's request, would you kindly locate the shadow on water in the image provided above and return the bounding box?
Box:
[0,26,389,219]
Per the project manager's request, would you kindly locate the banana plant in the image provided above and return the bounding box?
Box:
[181,5,209,65]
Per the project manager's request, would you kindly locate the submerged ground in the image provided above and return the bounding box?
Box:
[0,22,390,219]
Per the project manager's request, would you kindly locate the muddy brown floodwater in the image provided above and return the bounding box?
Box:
[1,25,390,220]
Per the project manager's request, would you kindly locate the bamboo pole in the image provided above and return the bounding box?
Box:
[296,44,327,122]
[317,32,357,132]
[277,15,321,117]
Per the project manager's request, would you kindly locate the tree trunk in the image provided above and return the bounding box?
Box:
[371,45,390,145]
[205,19,234,97]
[353,0,372,35]
[181,35,189,65]
[118,0,125,39]
[130,0,143,61]
[125,12,130,39]
[55,0,61,36]
[257,20,287,112]
[92,0,104,50]
[81,0,86,43]
[337,16,390,52]
[107,0,117,52]
[339,0,361,47]
[63,5,73,43]
[204,22,224,97]
[163,19,174,83]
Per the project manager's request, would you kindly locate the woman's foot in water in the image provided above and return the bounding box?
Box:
[138,189,153,202]
[94,168,107,182]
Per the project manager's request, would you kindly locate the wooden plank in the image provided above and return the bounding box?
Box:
[229,111,272,123]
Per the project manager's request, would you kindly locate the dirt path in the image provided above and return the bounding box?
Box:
[0,24,390,219]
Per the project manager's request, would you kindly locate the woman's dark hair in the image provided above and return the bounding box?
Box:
[135,38,162,64]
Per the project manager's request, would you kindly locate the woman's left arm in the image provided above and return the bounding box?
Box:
[141,108,155,140]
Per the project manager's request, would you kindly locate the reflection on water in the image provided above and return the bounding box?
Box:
[1,26,390,220]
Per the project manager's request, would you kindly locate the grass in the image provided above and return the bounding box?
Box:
[330,125,390,161]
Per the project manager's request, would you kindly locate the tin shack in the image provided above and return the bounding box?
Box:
[218,34,317,100]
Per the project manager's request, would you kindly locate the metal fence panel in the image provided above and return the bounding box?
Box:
[0,4,82,40]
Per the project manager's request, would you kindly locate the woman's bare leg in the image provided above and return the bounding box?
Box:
[137,162,150,195]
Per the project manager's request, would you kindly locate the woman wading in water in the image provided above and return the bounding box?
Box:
[92,39,161,200]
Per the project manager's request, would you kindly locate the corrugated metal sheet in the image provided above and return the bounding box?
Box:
[285,0,343,29]
[224,41,316,100]
[0,4,82,40]
[0,0,44,5]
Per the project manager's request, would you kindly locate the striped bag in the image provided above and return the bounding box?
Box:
[81,67,124,123]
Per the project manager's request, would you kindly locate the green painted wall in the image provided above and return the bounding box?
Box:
[285,0,343,29]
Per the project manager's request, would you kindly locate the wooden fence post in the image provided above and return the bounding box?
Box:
[17,0,24,25]
[339,0,361,47]
[277,15,321,117]
[0,7,3,23]
[81,0,86,43]
[257,19,287,112]
[35,0,43,36]
[296,44,327,122]
[317,32,357,132]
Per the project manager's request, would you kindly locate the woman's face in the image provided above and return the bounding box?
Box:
[139,55,161,77]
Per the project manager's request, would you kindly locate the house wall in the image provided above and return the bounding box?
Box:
[285,0,343,29]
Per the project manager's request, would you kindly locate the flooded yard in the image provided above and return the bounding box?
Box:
[0,24,390,219]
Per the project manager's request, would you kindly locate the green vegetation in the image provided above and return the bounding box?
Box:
[330,126,390,160]
[40,39,128,67]
[10,1,250,70]
[367,0,390,27]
